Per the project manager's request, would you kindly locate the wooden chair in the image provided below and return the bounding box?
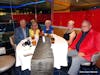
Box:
[96,56,100,69]
[9,35,16,50]
[54,27,81,37]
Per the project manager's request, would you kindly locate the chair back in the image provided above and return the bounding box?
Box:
[9,35,16,50]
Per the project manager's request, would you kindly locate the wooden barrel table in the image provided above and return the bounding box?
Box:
[31,37,54,75]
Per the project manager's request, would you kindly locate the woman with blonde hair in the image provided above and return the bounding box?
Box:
[29,22,40,38]
[63,20,76,45]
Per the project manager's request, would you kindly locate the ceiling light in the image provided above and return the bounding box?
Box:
[76,0,79,3]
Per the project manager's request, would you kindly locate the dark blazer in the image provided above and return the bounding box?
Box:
[14,27,29,45]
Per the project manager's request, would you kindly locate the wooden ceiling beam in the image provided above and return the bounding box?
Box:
[54,0,70,7]
[73,2,100,7]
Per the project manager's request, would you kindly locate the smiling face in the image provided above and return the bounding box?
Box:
[31,22,38,30]
[20,19,26,28]
[45,20,52,28]
[67,20,75,30]
[81,20,92,32]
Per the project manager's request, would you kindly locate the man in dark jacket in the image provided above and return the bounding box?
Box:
[14,19,30,75]
[14,19,29,45]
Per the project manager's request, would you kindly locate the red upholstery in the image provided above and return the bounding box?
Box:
[53,9,100,32]
[13,14,51,23]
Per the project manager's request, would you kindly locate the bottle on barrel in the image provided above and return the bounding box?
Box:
[31,36,36,46]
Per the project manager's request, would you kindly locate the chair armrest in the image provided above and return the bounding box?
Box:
[91,53,100,64]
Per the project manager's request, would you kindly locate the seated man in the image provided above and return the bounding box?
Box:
[14,19,29,45]
[68,20,100,75]
[14,19,29,75]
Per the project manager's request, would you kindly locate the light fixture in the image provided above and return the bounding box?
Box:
[0,12,6,16]
[76,0,79,3]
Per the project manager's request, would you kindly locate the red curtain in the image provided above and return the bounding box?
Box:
[37,14,51,22]
[86,9,100,32]
[53,13,61,26]
[70,11,86,28]
[60,13,71,26]
[13,14,51,23]
[12,9,100,32]
[53,11,86,27]
[53,9,100,32]
[13,14,34,23]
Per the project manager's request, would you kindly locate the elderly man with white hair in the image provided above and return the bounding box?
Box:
[43,20,54,34]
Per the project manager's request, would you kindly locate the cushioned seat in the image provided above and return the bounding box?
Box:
[9,35,16,50]
[81,53,100,66]
[0,55,15,73]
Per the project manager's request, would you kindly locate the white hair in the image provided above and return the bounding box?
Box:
[45,20,52,24]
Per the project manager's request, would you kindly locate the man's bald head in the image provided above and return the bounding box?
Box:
[81,20,92,32]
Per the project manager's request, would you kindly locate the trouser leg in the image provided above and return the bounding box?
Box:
[15,66,22,75]
[67,50,78,57]
[22,69,30,75]
[67,50,78,67]
[68,56,87,75]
